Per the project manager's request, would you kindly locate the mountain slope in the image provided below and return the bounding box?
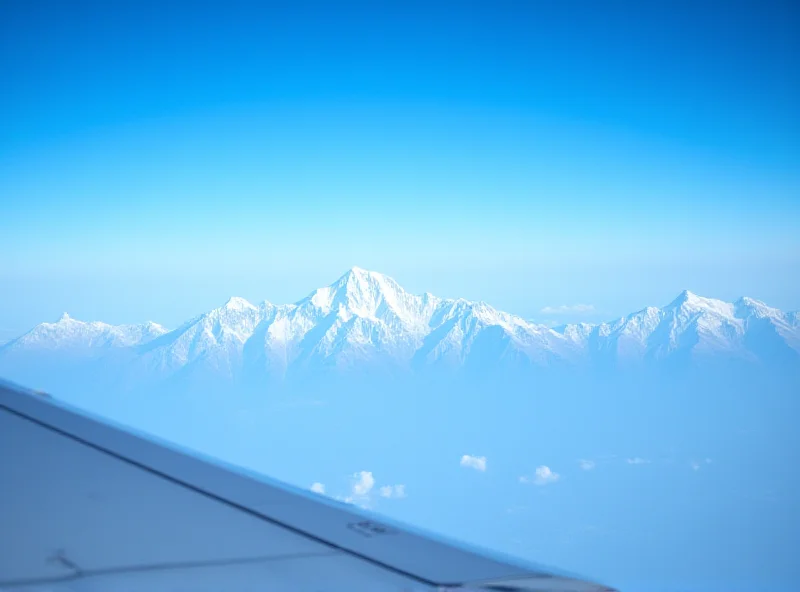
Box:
[136,297,268,378]
[1,270,798,389]
[557,290,800,365]
[3,313,167,353]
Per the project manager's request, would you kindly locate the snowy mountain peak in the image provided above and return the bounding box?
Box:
[734,296,782,319]
[304,266,420,322]
[2,271,798,380]
[5,314,167,352]
[223,296,256,311]
[738,296,761,307]
[336,266,389,289]
[328,266,378,290]
[669,289,700,307]
[667,290,733,317]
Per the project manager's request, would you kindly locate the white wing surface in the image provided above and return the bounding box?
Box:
[0,381,617,591]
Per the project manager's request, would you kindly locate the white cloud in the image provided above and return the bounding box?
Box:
[352,471,375,496]
[379,484,407,499]
[339,471,377,509]
[534,466,560,485]
[460,455,487,472]
[578,459,596,470]
[520,465,560,486]
[540,304,595,315]
[336,471,408,508]
[309,482,325,494]
[626,457,651,465]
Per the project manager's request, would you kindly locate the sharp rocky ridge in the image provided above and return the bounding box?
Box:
[2,268,798,381]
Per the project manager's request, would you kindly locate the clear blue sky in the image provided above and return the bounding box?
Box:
[1,0,798,334]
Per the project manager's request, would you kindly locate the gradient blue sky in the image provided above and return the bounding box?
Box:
[1,0,798,335]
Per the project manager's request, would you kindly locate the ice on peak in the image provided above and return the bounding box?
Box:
[669,290,699,307]
[737,296,769,309]
[9,312,167,352]
[735,296,782,320]
[311,267,405,314]
[310,286,334,310]
[335,266,367,282]
[666,290,732,316]
[305,267,383,308]
[141,321,168,334]
[223,296,256,311]
[293,268,446,336]
[258,300,281,313]
[5,268,798,372]
[337,266,386,285]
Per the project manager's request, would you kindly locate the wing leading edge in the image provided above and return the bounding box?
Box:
[0,381,618,591]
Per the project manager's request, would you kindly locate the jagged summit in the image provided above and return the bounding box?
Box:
[5,313,167,352]
[668,289,711,308]
[332,266,392,290]
[326,266,383,291]
[665,289,735,319]
[301,266,430,324]
[2,270,798,376]
[668,289,696,305]
[735,296,781,318]
[223,296,257,311]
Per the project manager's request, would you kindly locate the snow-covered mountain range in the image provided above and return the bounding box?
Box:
[2,268,798,387]
[5,312,168,352]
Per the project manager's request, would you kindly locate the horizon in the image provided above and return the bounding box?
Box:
[2,1,798,337]
[2,2,798,590]
[2,265,797,338]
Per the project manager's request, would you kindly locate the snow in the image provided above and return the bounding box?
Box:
[2,269,798,377]
[223,296,257,311]
[4,313,167,352]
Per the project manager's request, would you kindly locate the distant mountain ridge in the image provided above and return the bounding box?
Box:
[2,268,798,387]
[4,312,168,352]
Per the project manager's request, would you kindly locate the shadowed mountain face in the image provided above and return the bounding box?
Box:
[1,268,798,399]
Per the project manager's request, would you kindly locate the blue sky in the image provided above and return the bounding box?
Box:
[1,0,798,335]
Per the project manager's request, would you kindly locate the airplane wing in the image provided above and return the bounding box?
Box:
[0,381,618,592]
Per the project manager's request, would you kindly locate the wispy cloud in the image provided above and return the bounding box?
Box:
[626,457,651,465]
[540,304,595,315]
[520,465,560,485]
[379,484,407,499]
[309,482,326,494]
[460,454,487,472]
[578,459,596,470]
[691,458,713,471]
